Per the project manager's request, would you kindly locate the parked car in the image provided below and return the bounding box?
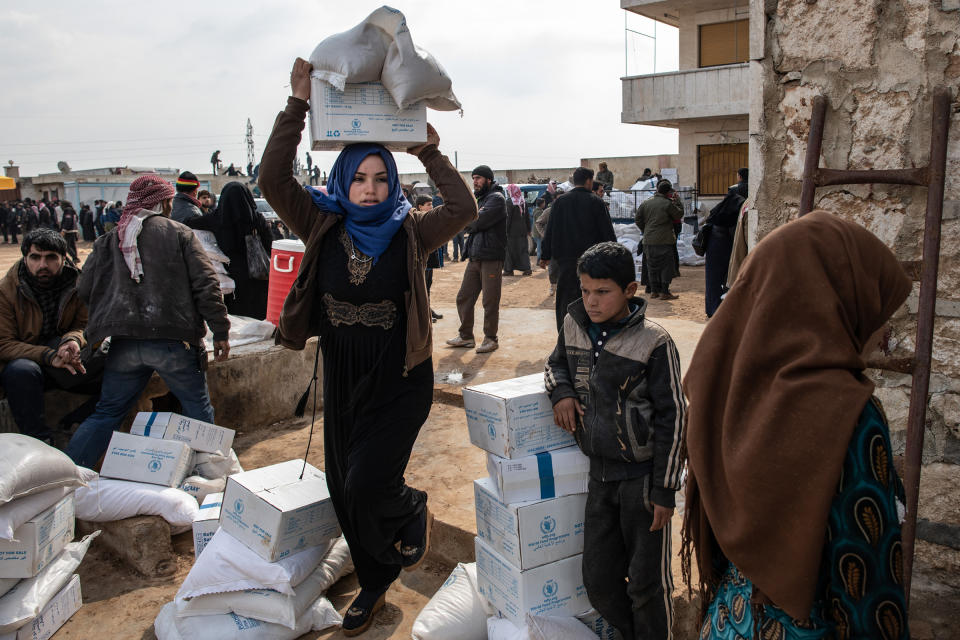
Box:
[254,197,278,221]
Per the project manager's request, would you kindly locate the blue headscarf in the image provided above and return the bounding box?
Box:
[306,143,411,262]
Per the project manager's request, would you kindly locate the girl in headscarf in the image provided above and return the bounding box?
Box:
[186,181,272,319]
[257,58,477,637]
[502,183,531,276]
[682,211,911,639]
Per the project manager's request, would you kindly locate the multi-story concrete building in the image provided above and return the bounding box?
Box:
[621,0,749,208]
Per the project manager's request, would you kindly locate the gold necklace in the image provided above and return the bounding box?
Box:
[338,226,373,285]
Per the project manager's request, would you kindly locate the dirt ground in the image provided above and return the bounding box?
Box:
[38,251,709,639]
[22,245,956,638]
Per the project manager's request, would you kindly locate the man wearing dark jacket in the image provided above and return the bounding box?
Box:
[0,229,102,443]
[171,171,204,224]
[66,175,230,467]
[636,180,684,300]
[447,165,506,354]
[539,167,617,331]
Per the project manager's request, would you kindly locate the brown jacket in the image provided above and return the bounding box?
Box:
[259,97,478,372]
[0,260,86,370]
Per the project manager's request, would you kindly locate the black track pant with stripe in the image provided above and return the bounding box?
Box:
[583,474,673,640]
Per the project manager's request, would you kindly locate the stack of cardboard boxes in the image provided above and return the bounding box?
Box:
[0,496,81,640]
[463,373,594,625]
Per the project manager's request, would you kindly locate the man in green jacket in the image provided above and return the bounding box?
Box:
[635,180,683,300]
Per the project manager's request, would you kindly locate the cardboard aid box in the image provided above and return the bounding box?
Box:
[130,411,235,455]
[463,374,576,459]
[310,80,427,151]
[219,460,340,562]
[486,445,589,504]
[474,537,589,625]
[0,495,75,579]
[99,432,193,488]
[474,477,586,571]
[192,492,223,559]
[8,574,82,640]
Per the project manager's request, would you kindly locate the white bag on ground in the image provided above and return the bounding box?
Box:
[487,613,599,640]
[0,435,85,504]
[412,562,488,640]
[192,450,243,480]
[155,596,340,640]
[178,536,352,626]
[177,530,336,599]
[73,478,199,528]
[179,476,226,503]
[0,532,99,634]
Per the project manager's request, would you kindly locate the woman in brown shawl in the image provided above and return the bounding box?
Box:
[682,211,911,639]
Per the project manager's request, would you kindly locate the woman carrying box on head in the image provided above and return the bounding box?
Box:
[258,58,477,637]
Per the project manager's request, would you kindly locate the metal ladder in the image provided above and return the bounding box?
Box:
[798,86,953,600]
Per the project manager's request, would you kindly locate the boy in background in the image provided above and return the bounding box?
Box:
[545,242,685,640]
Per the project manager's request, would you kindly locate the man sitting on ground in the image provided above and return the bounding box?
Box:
[66,175,230,467]
[0,228,103,444]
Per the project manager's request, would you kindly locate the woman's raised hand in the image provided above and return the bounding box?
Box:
[407,123,440,156]
[291,58,312,102]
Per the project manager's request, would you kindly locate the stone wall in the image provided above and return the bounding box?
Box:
[750,0,960,601]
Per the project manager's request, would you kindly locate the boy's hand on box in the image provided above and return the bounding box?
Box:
[553,397,583,433]
[650,504,674,531]
[290,58,312,102]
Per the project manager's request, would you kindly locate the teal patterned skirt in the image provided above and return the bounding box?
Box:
[700,397,909,640]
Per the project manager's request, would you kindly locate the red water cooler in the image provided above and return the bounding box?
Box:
[266,239,305,325]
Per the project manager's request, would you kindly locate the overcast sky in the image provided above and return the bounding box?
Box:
[0,1,679,179]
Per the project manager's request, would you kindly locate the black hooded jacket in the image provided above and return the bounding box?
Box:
[464,183,507,262]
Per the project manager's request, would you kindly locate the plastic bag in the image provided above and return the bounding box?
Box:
[193,230,230,264]
[411,563,488,640]
[177,530,335,599]
[245,233,269,280]
[73,478,199,528]
[0,435,85,505]
[0,532,99,634]
[176,550,342,629]
[155,596,340,640]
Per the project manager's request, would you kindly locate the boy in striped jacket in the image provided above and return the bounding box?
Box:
[545,241,686,640]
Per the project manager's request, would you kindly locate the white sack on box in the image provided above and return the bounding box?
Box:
[192,449,243,480]
[0,488,73,542]
[411,562,489,640]
[177,530,336,599]
[176,548,345,630]
[0,532,99,634]
[0,435,86,505]
[0,580,16,600]
[309,5,460,111]
[155,596,340,640]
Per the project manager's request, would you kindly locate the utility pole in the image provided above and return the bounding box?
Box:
[245,118,255,170]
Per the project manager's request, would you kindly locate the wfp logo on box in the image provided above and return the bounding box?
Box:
[352,119,362,129]
[542,579,559,598]
[234,499,245,515]
[540,515,557,535]
[487,423,496,439]
[147,459,162,473]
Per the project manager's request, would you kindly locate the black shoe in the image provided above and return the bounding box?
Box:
[342,586,389,637]
[400,507,433,572]
[430,309,443,320]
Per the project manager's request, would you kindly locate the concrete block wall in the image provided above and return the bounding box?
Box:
[750,0,960,560]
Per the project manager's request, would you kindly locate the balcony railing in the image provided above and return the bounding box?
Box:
[621,63,749,127]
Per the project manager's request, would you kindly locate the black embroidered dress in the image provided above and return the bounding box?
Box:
[317,222,433,590]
